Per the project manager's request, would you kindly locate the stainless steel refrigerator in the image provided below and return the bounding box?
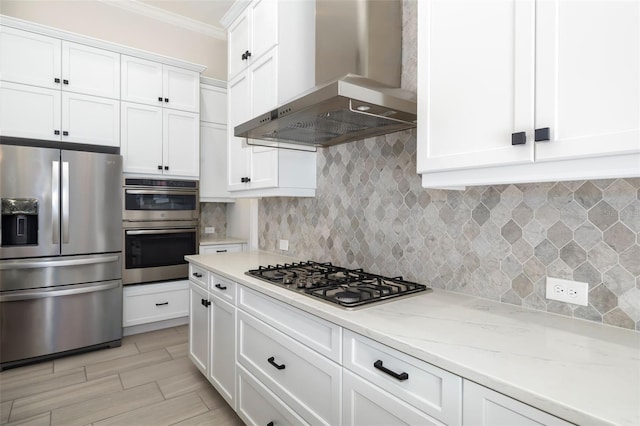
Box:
[0,143,123,370]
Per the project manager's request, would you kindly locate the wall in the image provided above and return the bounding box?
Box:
[0,0,226,79]
[258,1,640,332]
[200,203,227,240]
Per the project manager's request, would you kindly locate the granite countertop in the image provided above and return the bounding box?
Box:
[198,237,247,246]
[185,251,640,426]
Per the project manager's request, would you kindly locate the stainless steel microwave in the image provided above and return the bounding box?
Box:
[122,178,199,222]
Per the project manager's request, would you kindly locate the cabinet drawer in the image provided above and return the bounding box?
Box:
[123,281,189,326]
[343,369,444,426]
[189,264,208,289]
[200,243,243,254]
[237,365,308,426]
[237,310,341,426]
[209,272,236,304]
[343,330,462,425]
[238,285,342,362]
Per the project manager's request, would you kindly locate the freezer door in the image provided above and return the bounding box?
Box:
[61,150,122,255]
[0,144,60,259]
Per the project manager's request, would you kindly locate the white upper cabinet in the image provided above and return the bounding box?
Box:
[121,55,199,113]
[61,41,120,99]
[164,108,200,177]
[62,92,120,147]
[200,84,227,125]
[417,0,640,188]
[0,26,61,90]
[0,82,61,141]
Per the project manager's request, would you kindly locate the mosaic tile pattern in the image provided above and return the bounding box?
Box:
[200,203,226,239]
[258,0,640,332]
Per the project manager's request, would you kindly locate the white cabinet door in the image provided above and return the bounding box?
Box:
[189,283,210,375]
[121,101,163,175]
[250,0,278,63]
[228,10,250,80]
[208,296,236,408]
[534,0,640,162]
[343,370,444,426]
[0,81,61,141]
[62,92,120,147]
[200,85,227,124]
[227,72,251,190]
[61,41,120,99]
[164,109,199,178]
[417,0,535,174]
[121,55,164,107]
[0,26,61,89]
[163,65,199,113]
[463,380,571,426]
[200,123,231,200]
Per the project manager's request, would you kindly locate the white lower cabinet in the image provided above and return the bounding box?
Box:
[188,282,209,375]
[208,295,236,407]
[237,365,308,426]
[463,380,572,426]
[343,369,444,426]
[123,280,189,327]
[237,309,342,425]
[199,243,244,255]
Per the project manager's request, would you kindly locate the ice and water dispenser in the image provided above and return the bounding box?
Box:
[1,198,38,246]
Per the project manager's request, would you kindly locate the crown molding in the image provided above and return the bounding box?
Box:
[220,0,251,29]
[99,0,226,40]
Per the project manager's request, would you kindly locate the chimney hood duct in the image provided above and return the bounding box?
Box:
[234,0,416,149]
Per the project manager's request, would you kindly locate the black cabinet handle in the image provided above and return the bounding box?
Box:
[164,98,169,103]
[164,166,169,170]
[240,177,251,183]
[158,96,163,102]
[54,78,60,83]
[62,131,69,136]
[511,131,526,145]
[535,127,551,142]
[216,249,228,253]
[157,165,163,170]
[54,130,60,135]
[245,50,251,59]
[373,360,408,381]
[201,299,211,307]
[215,283,227,290]
[192,272,203,278]
[155,302,168,306]
[267,356,285,370]
[63,79,69,85]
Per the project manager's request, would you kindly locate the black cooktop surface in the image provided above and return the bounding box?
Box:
[246,261,429,308]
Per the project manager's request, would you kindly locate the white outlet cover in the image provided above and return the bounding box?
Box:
[204,227,215,234]
[545,277,589,306]
[279,239,289,251]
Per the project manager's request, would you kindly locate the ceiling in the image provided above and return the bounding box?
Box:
[138,0,234,27]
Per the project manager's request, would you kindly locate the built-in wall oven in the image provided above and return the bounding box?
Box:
[122,178,198,285]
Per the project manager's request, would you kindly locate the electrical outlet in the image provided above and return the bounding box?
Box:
[279,239,289,251]
[204,226,215,234]
[545,277,589,306]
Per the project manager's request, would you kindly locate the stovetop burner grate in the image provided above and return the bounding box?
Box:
[246,261,430,308]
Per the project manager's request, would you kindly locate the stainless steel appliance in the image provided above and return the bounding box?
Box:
[234,0,417,148]
[246,261,429,309]
[0,143,123,370]
[122,178,198,285]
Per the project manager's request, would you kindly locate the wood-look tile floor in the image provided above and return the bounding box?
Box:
[0,326,245,426]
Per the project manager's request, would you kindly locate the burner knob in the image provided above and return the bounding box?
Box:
[282,277,293,285]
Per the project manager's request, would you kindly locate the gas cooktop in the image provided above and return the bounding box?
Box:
[246,261,430,308]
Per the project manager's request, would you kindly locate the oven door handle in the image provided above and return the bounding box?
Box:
[125,229,196,235]
[124,189,196,196]
[0,280,121,302]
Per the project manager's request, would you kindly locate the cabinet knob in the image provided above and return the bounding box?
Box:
[511,131,526,145]
[158,96,163,102]
[164,98,169,103]
[63,79,69,85]
[535,127,551,142]
[62,131,69,136]
[54,78,60,83]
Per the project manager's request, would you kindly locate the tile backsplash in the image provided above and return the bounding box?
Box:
[257,0,639,331]
[200,203,227,239]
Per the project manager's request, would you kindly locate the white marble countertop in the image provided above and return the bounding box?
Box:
[185,251,640,426]
[198,237,247,246]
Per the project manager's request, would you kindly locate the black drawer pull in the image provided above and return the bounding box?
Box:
[155,302,168,306]
[192,272,203,278]
[511,131,526,145]
[373,360,408,381]
[215,283,227,290]
[62,131,69,136]
[267,356,285,370]
[63,79,69,85]
[216,249,228,253]
[535,127,551,142]
[54,78,61,83]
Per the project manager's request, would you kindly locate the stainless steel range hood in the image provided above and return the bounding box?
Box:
[234,0,416,149]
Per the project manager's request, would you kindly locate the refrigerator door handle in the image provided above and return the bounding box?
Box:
[0,280,121,302]
[52,161,60,244]
[0,255,120,270]
[61,161,70,244]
